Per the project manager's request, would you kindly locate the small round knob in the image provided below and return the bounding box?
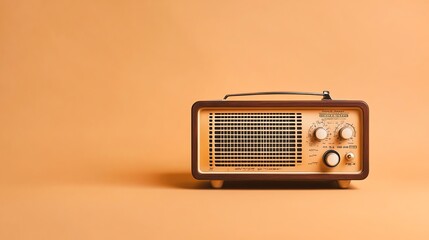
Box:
[323,150,340,167]
[340,127,354,140]
[314,127,328,140]
[345,152,355,161]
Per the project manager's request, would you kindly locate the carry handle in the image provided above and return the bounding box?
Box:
[223,91,332,100]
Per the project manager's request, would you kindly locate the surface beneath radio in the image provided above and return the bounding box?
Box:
[1,167,428,240]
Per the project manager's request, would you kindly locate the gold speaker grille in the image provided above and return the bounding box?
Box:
[209,113,303,168]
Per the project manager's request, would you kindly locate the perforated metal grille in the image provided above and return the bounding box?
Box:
[208,113,303,168]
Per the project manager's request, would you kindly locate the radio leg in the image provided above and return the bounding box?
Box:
[337,180,351,189]
[210,180,224,189]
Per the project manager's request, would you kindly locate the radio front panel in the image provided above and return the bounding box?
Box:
[197,107,363,174]
[192,94,369,188]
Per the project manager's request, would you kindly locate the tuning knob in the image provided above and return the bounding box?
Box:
[323,150,340,167]
[314,127,328,140]
[339,126,354,140]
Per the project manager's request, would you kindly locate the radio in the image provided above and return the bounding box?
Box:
[191,91,369,189]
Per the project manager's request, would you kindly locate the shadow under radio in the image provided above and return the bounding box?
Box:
[149,172,358,190]
[97,168,357,190]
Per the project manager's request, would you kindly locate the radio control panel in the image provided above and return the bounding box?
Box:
[305,109,362,172]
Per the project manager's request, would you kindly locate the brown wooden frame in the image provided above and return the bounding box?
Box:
[191,100,369,181]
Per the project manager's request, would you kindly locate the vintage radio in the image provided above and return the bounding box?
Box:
[191,91,369,189]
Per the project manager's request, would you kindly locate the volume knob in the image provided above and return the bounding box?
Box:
[314,127,328,140]
[340,127,354,140]
[323,150,340,167]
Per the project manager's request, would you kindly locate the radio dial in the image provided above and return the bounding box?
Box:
[340,127,354,140]
[314,127,328,140]
[323,150,340,167]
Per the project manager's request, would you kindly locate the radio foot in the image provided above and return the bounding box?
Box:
[337,180,351,189]
[210,180,224,189]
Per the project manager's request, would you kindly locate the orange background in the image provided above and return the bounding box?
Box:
[1,0,428,239]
